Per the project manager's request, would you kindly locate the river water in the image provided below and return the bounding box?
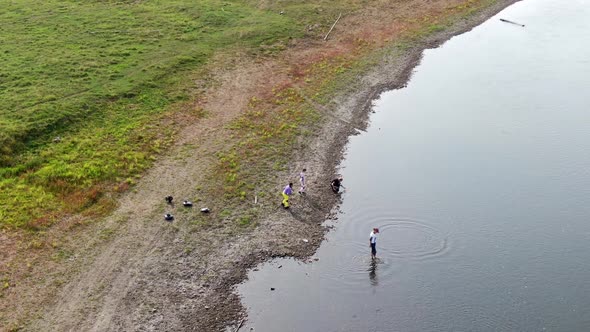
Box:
[238,1,590,331]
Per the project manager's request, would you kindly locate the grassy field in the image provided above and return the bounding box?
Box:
[0,0,362,229]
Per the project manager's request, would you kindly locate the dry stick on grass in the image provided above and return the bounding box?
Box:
[324,12,342,41]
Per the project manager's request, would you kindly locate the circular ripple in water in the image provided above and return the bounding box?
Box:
[318,204,403,290]
[320,204,451,291]
[376,219,449,260]
[336,199,451,261]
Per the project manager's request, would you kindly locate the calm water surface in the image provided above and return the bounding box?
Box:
[238,1,590,331]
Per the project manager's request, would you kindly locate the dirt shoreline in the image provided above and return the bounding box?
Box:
[9,1,519,331]
[233,0,521,330]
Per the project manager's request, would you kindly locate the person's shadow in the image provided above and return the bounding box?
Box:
[369,258,378,287]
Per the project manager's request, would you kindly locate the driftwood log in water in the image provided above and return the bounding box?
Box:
[500,18,525,27]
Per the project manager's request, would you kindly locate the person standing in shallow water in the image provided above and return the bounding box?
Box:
[298,168,306,195]
[369,228,379,259]
[281,183,293,209]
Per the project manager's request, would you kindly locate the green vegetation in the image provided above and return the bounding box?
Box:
[0,0,362,229]
[0,0,499,230]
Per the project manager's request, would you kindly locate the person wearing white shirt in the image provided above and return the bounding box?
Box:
[369,228,379,259]
[298,168,306,194]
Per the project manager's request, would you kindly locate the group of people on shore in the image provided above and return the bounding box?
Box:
[280,169,380,259]
[280,169,344,208]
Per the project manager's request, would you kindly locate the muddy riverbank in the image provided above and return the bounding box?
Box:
[5,1,519,331]
[226,0,522,330]
[239,1,590,330]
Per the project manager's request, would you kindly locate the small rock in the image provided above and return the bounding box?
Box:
[302,239,309,243]
[270,287,275,291]
[277,265,282,269]
[205,306,210,310]
[200,207,210,213]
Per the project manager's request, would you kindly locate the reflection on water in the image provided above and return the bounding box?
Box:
[368,259,378,287]
[239,1,590,331]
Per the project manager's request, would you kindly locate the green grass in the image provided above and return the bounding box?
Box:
[0,0,499,229]
[1,1,293,156]
[0,0,366,229]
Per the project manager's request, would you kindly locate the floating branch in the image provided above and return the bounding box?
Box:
[500,18,525,27]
